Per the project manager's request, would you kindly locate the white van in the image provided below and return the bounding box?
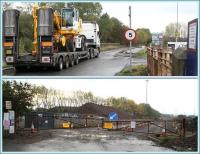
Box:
[167,42,187,50]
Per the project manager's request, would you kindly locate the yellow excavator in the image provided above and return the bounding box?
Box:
[3,4,99,71]
[32,4,85,55]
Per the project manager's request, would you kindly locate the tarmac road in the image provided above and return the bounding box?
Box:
[3,128,174,152]
[14,47,145,76]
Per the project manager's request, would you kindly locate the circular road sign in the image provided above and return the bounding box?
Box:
[125,29,136,41]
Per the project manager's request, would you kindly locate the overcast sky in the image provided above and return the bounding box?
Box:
[101,1,198,33]
[7,79,198,116]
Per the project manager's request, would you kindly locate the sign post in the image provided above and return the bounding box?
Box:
[129,6,132,64]
[126,6,136,64]
[125,29,136,64]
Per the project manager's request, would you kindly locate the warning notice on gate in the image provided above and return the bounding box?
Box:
[5,101,12,109]
[131,121,136,128]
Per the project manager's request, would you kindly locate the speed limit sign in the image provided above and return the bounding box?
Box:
[125,29,136,41]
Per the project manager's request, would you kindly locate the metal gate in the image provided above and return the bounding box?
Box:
[25,112,54,130]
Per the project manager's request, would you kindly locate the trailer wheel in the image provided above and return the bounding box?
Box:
[56,57,63,71]
[68,38,76,52]
[69,55,74,67]
[64,56,69,69]
[74,55,79,65]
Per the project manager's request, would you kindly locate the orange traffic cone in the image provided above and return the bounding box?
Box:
[161,128,166,136]
[31,122,36,133]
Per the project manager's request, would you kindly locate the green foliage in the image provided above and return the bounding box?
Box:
[98,13,125,43]
[3,81,36,116]
[107,97,161,118]
[19,12,33,53]
[116,64,148,76]
[136,103,161,118]
[69,2,102,21]
[163,22,187,46]
[134,28,152,45]
[134,49,147,57]
[107,97,137,113]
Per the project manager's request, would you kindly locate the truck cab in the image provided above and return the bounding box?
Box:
[82,22,100,50]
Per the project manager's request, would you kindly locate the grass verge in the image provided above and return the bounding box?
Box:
[101,44,126,52]
[116,64,148,76]
[134,49,147,58]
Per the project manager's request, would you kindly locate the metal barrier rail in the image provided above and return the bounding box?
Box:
[147,47,172,76]
[103,119,186,137]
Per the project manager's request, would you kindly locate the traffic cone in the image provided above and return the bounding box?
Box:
[31,122,36,133]
[161,128,166,136]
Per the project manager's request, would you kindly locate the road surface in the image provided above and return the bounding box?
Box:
[3,128,174,152]
[13,47,145,76]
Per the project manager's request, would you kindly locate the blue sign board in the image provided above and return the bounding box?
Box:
[108,112,119,121]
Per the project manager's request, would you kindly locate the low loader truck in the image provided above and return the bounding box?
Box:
[3,5,100,71]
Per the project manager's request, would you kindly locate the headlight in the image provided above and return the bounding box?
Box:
[6,56,14,63]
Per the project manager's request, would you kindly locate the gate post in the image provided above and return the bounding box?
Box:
[182,118,186,137]
[164,121,166,136]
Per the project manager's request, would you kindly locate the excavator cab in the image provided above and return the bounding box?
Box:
[61,8,79,29]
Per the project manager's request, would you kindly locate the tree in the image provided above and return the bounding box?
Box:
[164,23,187,40]
[107,96,161,118]
[18,12,33,53]
[70,90,97,106]
[133,28,152,45]
[69,2,102,21]
[2,2,12,10]
[3,80,36,116]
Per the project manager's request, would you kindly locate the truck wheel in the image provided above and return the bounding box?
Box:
[68,38,75,52]
[90,49,94,59]
[81,37,86,51]
[56,57,63,71]
[64,56,69,69]
[87,51,90,59]
[69,55,74,67]
[95,49,100,58]
[74,55,79,65]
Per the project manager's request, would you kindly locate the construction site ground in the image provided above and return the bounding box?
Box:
[3,128,175,152]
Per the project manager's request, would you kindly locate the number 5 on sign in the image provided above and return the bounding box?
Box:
[125,29,136,41]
